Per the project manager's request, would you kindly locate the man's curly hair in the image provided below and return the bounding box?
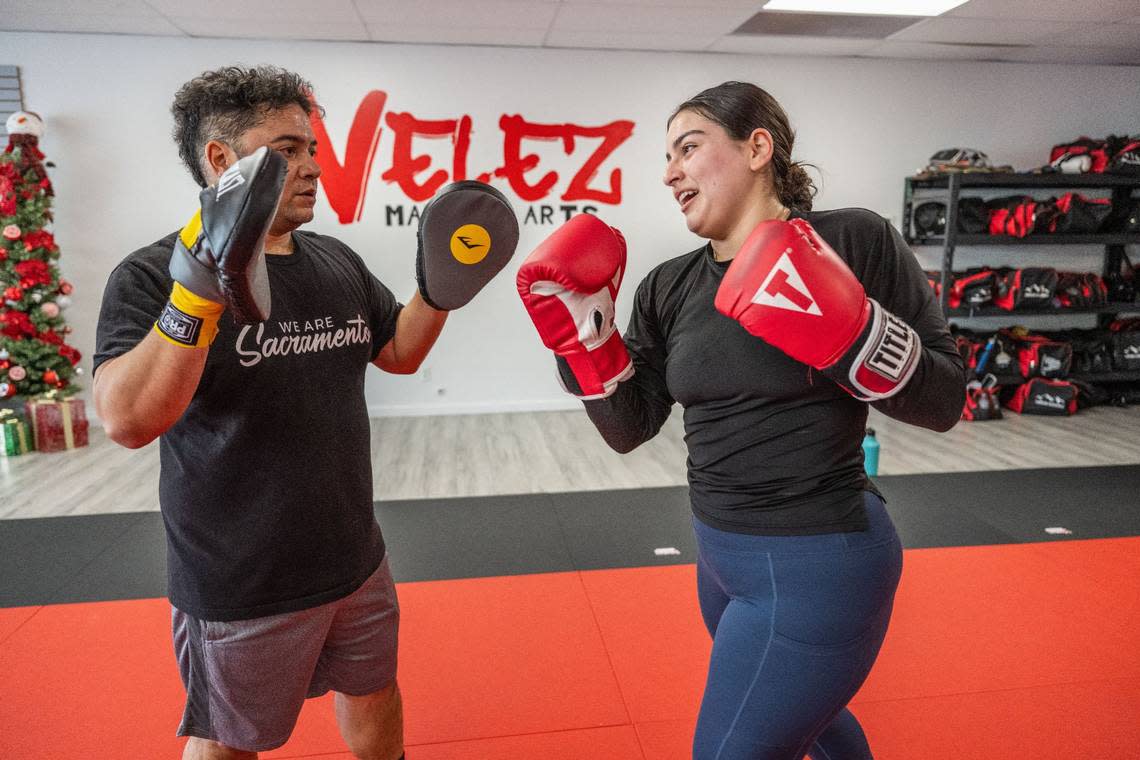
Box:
[171,65,319,187]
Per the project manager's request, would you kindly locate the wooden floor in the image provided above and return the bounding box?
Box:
[3,405,1140,520]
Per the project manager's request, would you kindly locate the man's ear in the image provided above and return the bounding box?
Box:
[747,127,775,172]
[202,140,239,185]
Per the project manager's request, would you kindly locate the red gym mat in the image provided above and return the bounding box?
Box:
[1,538,1137,759]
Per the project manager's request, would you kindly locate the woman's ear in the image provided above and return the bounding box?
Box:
[747,128,775,172]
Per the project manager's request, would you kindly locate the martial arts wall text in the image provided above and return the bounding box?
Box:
[312,91,635,226]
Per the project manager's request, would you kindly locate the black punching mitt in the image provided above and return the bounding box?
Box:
[168,146,287,324]
[416,180,520,310]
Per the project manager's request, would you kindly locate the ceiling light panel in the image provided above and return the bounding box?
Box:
[763,1,967,16]
[736,11,921,38]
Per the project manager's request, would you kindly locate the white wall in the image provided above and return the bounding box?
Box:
[3,31,1138,416]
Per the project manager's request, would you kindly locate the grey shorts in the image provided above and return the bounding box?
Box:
[172,556,399,752]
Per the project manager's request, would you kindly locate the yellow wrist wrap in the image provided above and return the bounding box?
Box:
[153,282,224,348]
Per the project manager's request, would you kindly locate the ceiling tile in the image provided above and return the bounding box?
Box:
[170,17,368,40]
[999,45,1140,65]
[544,29,720,52]
[553,3,754,36]
[0,12,183,35]
[947,0,1140,23]
[862,40,1029,60]
[149,0,361,21]
[365,25,548,46]
[2,0,164,14]
[355,0,559,28]
[1038,22,1140,48]
[710,34,880,56]
[890,16,1078,44]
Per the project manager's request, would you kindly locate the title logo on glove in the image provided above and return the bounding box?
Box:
[751,252,822,316]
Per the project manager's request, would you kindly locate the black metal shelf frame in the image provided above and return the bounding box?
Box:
[902,172,1140,327]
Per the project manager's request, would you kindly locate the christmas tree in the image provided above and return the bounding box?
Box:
[0,111,81,399]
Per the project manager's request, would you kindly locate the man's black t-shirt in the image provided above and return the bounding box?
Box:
[94,231,402,621]
[585,208,965,535]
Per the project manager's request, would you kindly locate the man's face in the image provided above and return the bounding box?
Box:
[235,103,321,235]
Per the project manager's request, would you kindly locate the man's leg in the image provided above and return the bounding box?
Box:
[183,737,259,760]
[172,604,334,755]
[334,680,404,760]
[316,557,402,760]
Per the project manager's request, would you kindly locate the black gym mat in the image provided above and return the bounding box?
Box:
[1,465,1138,607]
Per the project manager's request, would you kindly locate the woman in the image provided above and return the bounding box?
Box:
[517,81,965,759]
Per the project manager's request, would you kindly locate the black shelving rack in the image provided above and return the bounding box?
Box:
[902,172,1140,384]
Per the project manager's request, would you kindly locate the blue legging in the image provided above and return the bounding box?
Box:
[692,492,903,760]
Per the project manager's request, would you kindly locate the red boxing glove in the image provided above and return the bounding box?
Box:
[715,218,920,401]
[516,214,634,399]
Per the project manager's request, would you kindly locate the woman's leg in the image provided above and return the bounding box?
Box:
[690,495,902,760]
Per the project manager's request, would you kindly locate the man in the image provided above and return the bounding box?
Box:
[93,65,516,760]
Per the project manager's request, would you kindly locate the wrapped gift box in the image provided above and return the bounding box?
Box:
[24,394,89,452]
[1,408,30,456]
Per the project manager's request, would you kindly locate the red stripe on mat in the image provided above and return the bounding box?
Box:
[1,538,1137,759]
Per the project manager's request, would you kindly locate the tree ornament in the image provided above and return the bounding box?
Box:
[40,301,60,318]
[57,295,72,309]
[0,349,8,360]
[0,382,12,398]
[2,224,21,240]
[42,369,58,384]
[30,292,43,303]
[8,365,26,381]
[5,112,51,197]
[59,281,74,296]
[6,111,44,138]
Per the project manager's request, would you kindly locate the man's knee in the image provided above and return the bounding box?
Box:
[336,680,404,760]
[183,736,259,760]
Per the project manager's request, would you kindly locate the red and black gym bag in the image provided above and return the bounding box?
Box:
[949,269,997,309]
[1049,137,1111,173]
[1006,378,1078,415]
[987,196,1037,237]
[993,267,1058,310]
[1016,333,1073,378]
[1052,193,1113,233]
[1109,325,1140,370]
[1055,271,1108,308]
[962,378,1002,421]
[1107,137,1140,176]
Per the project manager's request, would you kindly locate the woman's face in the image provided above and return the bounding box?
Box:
[663,109,765,241]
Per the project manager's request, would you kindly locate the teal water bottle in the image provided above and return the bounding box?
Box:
[862,428,880,476]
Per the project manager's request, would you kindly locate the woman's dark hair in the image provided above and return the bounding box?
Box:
[669,81,816,211]
[171,65,318,187]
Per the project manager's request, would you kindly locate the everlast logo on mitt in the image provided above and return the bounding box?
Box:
[215,162,247,199]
